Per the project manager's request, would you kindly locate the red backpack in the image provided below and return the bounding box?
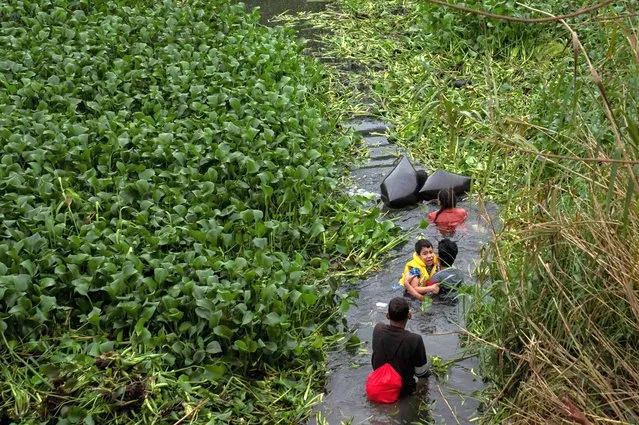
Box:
[366,341,404,403]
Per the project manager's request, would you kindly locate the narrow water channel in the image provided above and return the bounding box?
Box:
[308,119,499,425]
[237,3,499,423]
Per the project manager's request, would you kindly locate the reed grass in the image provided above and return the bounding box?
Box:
[463,8,639,422]
[471,155,639,423]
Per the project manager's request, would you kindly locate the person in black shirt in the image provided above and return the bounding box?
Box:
[371,297,429,397]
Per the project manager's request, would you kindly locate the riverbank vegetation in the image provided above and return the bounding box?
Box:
[0,1,404,423]
[281,0,638,423]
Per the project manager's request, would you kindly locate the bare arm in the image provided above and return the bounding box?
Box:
[403,272,415,286]
[404,276,424,301]
[414,283,440,295]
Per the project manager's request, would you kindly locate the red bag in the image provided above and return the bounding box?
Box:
[366,362,402,403]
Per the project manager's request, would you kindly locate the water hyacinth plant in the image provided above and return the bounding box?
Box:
[0,0,402,423]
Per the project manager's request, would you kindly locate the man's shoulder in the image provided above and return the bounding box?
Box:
[400,329,424,345]
[374,324,420,340]
[373,323,397,336]
[432,268,462,282]
[374,322,388,332]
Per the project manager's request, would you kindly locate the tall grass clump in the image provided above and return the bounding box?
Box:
[0,0,402,423]
[466,13,639,425]
[470,156,639,423]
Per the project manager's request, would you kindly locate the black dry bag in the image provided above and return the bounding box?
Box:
[380,156,422,208]
[417,169,471,201]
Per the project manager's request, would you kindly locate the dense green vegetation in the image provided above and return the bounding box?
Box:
[3,0,637,423]
[282,0,638,423]
[0,1,403,423]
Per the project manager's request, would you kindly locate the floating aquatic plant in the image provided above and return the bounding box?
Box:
[0,0,402,423]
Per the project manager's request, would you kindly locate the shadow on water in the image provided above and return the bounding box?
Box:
[309,119,501,425]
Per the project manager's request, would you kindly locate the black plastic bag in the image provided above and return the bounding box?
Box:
[417,169,471,201]
[380,156,423,208]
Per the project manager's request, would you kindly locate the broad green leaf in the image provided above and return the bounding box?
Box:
[99,341,114,353]
[310,222,325,238]
[299,200,313,215]
[229,97,241,112]
[241,311,254,325]
[206,340,222,354]
[263,312,281,326]
[302,293,318,306]
[154,268,169,284]
[6,275,30,292]
[253,237,267,249]
[204,364,227,381]
[234,339,248,351]
[39,295,57,313]
[213,325,233,339]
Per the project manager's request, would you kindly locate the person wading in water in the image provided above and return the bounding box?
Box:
[371,297,429,397]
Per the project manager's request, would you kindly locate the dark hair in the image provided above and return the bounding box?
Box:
[414,239,433,254]
[433,188,456,222]
[416,169,428,187]
[388,297,409,321]
[438,238,458,268]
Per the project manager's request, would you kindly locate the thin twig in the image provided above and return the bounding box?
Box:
[426,331,461,336]
[492,139,639,165]
[423,0,613,23]
[457,327,523,360]
[172,399,207,425]
[436,385,462,425]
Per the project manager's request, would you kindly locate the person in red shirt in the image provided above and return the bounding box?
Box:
[427,188,467,234]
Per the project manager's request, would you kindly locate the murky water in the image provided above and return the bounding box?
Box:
[308,119,500,425]
[311,202,498,424]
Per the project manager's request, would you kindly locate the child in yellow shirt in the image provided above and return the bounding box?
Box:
[399,239,439,301]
